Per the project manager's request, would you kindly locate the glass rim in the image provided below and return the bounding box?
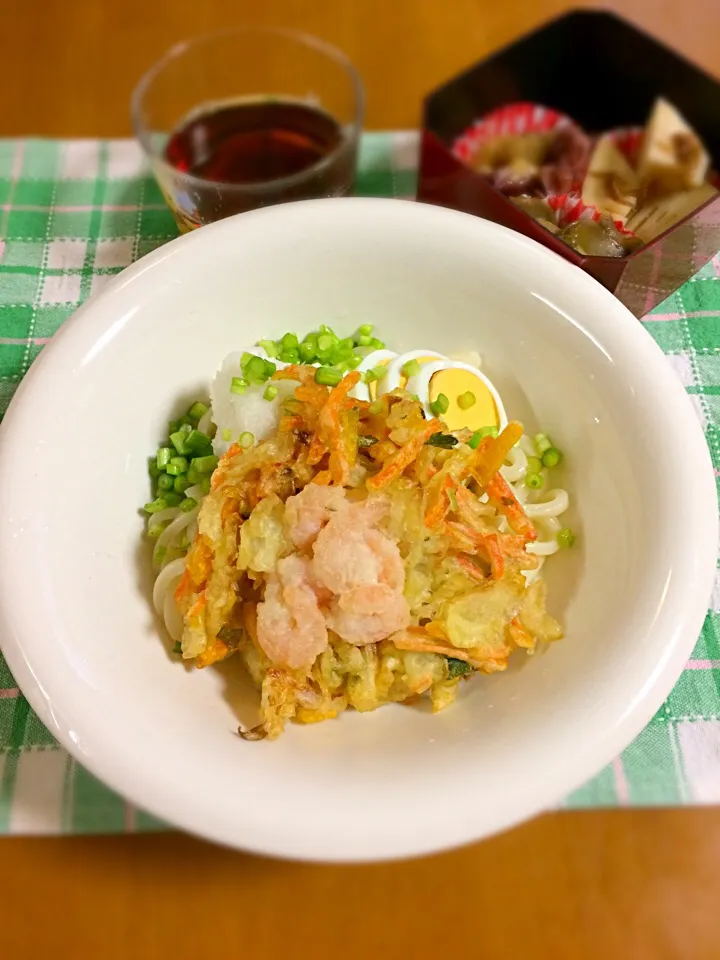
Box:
[130,24,365,195]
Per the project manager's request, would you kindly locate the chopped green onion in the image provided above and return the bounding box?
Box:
[168,420,180,436]
[153,544,167,566]
[240,351,254,369]
[231,377,248,395]
[358,435,379,447]
[188,401,208,422]
[369,399,384,415]
[281,332,299,352]
[542,447,563,468]
[535,433,552,455]
[157,473,174,491]
[169,430,190,455]
[177,414,193,428]
[468,426,499,449]
[156,447,172,470]
[411,394,421,403]
[557,528,575,549]
[173,476,190,494]
[166,456,189,476]
[369,337,386,349]
[402,359,421,378]
[338,337,355,355]
[243,354,275,383]
[526,455,543,474]
[144,498,168,514]
[184,430,212,455]
[180,496,198,513]
[164,492,182,507]
[317,333,334,353]
[148,458,160,479]
[278,348,300,364]
[191,455,218,475]
[457,391,476,410]
[357,323,373,337]
[257,339,278,358]
[356,334,372,347]
[173,641,183,655]
[347,355,362,370]
[430,393,449,417]
[446,657,473,679]
[525,472,544,490]
[363,364,386,383]
[238,432,254,448]
[146,522,167,540]
[426,432,458,449]
[200,477,211,495]
[263,384,279,401]
[299,342,317,363]
[315,366,343,386]
[221,428,232,442]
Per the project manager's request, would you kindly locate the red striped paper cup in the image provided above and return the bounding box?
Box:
[452,102,573,164]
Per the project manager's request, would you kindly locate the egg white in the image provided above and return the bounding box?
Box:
[351,349,398,401]
[382,350,447,394]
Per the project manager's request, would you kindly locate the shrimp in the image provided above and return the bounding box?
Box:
[256,555,329,669]
[312,496,409,644]
[327,585,410,645]
[283,483,348,550]
[312,498,399,595]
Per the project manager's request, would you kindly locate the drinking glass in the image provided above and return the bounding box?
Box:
[131,26,364,232]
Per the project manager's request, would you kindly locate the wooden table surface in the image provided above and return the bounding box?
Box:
[2,1,720,957]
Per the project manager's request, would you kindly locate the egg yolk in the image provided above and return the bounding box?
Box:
[429,369,499,431]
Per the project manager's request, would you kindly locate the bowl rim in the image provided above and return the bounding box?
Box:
[0,198,716,861]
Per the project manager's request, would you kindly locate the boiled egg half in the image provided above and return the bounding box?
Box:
[354,349,506,432]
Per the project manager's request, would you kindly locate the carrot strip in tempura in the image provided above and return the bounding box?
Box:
[367,419,443,491]
[485,472,537,542]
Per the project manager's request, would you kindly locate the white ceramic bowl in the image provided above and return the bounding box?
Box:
[0,199,716,861]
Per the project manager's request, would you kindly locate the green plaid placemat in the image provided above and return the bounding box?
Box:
[0,132,719,834]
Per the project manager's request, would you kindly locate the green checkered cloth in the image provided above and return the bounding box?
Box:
[0,133,719,834]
